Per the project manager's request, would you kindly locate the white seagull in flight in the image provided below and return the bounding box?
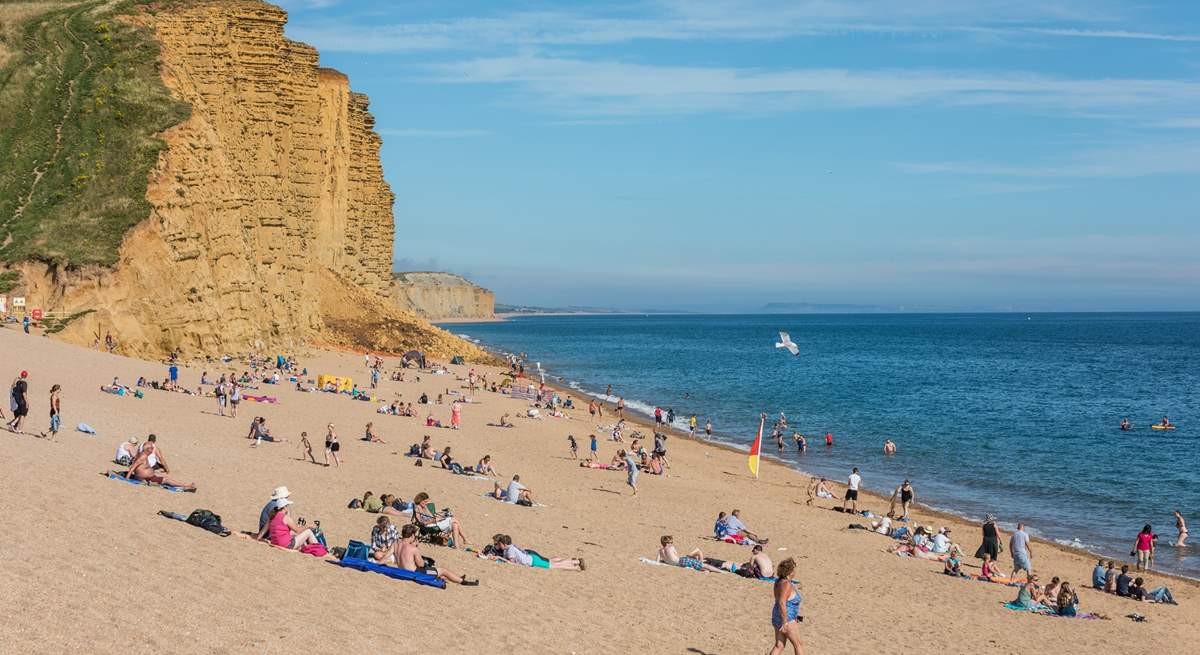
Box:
[775,331,800,356]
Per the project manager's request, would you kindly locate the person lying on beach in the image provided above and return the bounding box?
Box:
[579,460,620,470]
[493,475,533,506]
[378,494,411,516]
[114,437,139,466]
[125,443,196,491]
[658,536,725,572]
[488,533,584,571]
[363,422,385,443]
[255,500,320,551]
[397,524,478,585]
[412,492,471,549]
[370,515,400,563]
[362,491,383,513]
[1129,577,1177,604]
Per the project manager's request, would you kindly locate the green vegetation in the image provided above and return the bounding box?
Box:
[0,270,20,293]
[0,0,190,268]
[40,307,94,333]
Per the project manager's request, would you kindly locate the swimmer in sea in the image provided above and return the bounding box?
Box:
[883,439,897,455]
[793,433,806,453]
[1120,418,1131,431]
[1174,510,1188,547]
[825,432,833,447]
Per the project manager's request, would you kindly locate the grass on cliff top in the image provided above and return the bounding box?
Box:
[0,0,190,268]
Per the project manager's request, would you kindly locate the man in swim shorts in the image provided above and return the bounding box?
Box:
[1010,522,1033,582]
[843,467,861,513]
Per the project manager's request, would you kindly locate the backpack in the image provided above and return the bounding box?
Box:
[186,509,229,536]
[344,540,369,560]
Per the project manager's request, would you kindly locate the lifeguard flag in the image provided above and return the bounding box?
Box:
[748,414,764,478]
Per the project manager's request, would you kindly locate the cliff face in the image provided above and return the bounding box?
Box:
[16,0,487,361]
[393,272,496,320]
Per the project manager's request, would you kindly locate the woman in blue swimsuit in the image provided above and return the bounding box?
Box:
[769,558,804,654]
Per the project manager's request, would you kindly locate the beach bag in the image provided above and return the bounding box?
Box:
[185,509,228,536]
[344,540,369,561]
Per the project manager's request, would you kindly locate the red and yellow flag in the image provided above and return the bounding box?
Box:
[748,414,764,478]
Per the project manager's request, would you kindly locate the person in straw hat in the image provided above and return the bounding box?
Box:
[259,486,292,532]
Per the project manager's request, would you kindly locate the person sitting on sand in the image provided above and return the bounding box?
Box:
[259,486,293,531]
[871,511,895,536]
[255,499,319,551]
[439,446,465,474]
[1116,564,1133,596]
[489,533,584,571]
[125,441,196,491]
[1042,576,1062,610]
[658,535,725,572]
[1012,574,1045,609]
[370,515,400,563]
[493,474,533,506]
[805,478,833,506]
[929,528,952,554]
[397,524,478,585]
[475,455,498,477]
[1104,560,1118,593]
[742,544,775,579]
[418,435,433,459]
[412,492,470,549]
[1092,559,1107,589]
[724,509,769,545]
[363,422,385,443]
[115,437,139,466]
[943,546,967,577]
[1056,582,1079,617]
[979,553,1006,581]
[1129,577,1177,604]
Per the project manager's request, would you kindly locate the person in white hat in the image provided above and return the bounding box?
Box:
[259,486,291,532]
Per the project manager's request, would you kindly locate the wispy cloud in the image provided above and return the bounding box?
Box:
[377,128,491,138]
[897,140,1200,178]
[424,55,1200,119]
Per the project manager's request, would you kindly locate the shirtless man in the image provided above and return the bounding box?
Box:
[658,535,725,572]
[396,524,477,585]
[742,544,775,579]
[125,442,196,491]
[883,439,897,455]
[1174,510,1189,547]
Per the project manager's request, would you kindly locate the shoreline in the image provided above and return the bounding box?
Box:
[491,341,1200,588]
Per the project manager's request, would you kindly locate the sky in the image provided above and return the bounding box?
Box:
[276,0,1200,312]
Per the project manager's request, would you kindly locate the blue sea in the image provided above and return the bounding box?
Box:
[445,313,1200,578]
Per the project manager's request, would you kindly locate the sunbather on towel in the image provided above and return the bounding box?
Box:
[475,455,498,477]
[489,533,584,571]
[742,544,775,579]
[125,444,196,491]
[255,500,319,551]
[493,475,534,506]
[114,437,138,466]
[722,510,768,544]
[397,524,478,585]
[370,516,400,563]
[412,492,471,549]
[658,535,725,572]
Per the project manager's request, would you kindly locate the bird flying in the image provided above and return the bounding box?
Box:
[775,331,799,356]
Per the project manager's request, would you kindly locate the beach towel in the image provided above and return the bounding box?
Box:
[1002,602,1103,619]
[104,470,190,493]
[76,423,97,435]
[330,557,446,589]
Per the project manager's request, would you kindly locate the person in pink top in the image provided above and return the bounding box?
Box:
[1132,524,1155,571]
[451,401,462,430]
[255,499,319,550]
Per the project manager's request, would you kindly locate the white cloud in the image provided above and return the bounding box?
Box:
[897,140,1200,178]
[377,128,491,138]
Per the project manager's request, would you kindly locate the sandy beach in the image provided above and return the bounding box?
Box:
[1,326,1197,655]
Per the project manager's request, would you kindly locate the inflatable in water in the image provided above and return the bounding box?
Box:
[1151,424,1176,431]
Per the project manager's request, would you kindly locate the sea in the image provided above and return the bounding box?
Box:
[444,313,1200,579]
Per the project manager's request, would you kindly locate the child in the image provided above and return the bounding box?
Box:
[567,434,577,459]
[980,553,1006,581]
[589,433,598,461]
[943,547,966,577]
[299,431,316,464]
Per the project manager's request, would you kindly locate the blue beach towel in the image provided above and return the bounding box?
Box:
[77,423,97,435]
[105,470,185,493]
[330,557,446,589]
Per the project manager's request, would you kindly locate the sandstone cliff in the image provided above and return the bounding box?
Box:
[393,272,495,320]
[9,0,487,362]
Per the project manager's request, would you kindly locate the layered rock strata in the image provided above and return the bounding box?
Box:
[392,272,496,320]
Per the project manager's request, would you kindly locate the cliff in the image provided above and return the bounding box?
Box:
[393,272,495,320]
[2,0,488,362]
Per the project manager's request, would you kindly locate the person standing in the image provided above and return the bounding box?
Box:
[22,315,30,334]
[229,381,241,418]
[1173,511,1188,547]
[324,423,341,468]
[974,514,1003,563]
[7,370,30,433]
[451,401,462,430]
[705,418,712,438]
[1133,524,1154,571]
[616,397,625,418]
[624,448,639,495]
[768,558,804,655]
[842,467,861,514]
[215,376,228,417]
[589,433,598,461]
[168,363,179,386]
[688,414,697,437]
[1010,522,1033,582]
[889,480,915,519]
[44,383,61,438]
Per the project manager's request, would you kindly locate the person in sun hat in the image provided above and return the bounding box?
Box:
[259,486,292,532]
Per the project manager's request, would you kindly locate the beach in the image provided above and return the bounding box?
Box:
[1,326,1197,655]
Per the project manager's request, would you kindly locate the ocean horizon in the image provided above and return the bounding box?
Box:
[445,312,1200,579]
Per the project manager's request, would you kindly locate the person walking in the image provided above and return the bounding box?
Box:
[1010,522,1033,582]
[974,514,1003,563]
[768,558,804,655]
[44,383,61,438]
[7,370,30,433]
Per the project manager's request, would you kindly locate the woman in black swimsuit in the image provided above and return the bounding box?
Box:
[898,480,915,519]
[324,423,340,468]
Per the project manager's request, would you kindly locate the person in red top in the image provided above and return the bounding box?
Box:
[1133,524,1155,571]
[825,432,833,447]
[654,406,663,425]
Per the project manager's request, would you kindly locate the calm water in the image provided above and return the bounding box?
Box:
[446,313,1200,578]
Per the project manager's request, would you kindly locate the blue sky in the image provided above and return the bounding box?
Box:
[277,0,1200,312]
